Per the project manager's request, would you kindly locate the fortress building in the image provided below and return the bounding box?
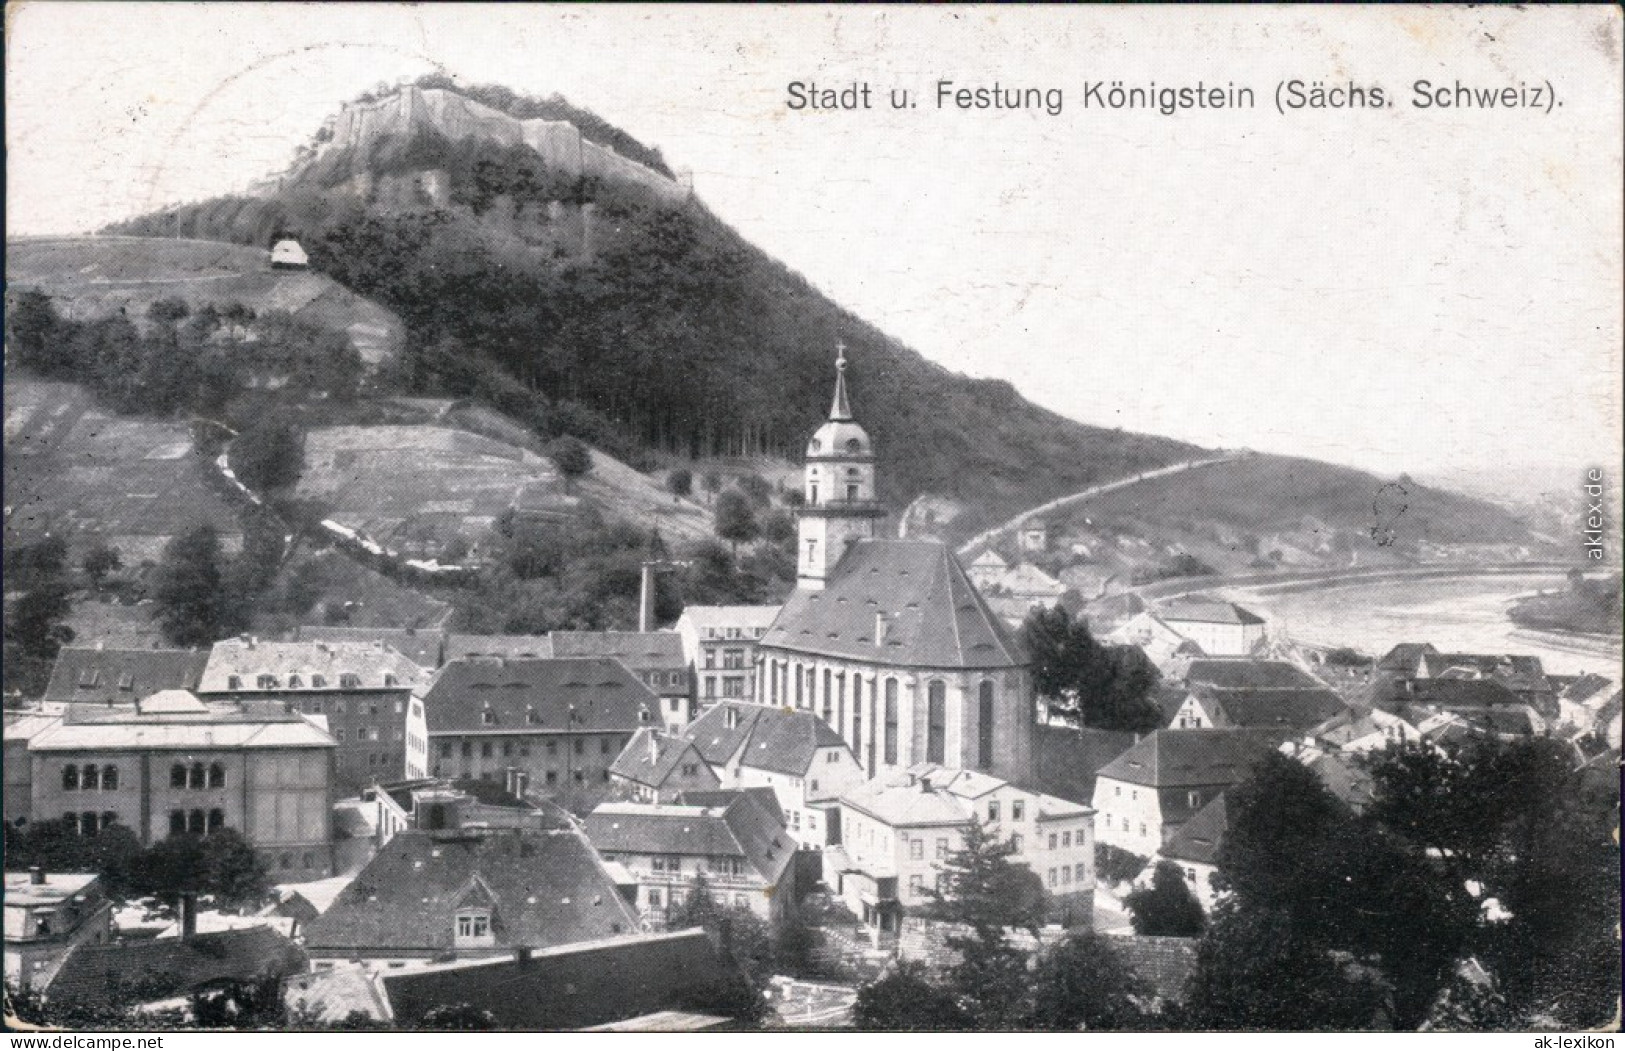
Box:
[758,351,1034,783]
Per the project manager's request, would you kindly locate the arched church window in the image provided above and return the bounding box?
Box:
[883,679,899,765]
[846,439,862,453]
[978,681,996,770]
[927,681,947,764]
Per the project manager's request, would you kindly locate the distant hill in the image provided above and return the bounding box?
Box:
[6,236,405,366]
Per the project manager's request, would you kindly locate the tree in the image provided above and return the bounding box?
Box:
[416,1003,497,1030]
[5,289,68,374]
[924,816,1048,1029]
[7,818,144,896]
[1027,930,1152,1031]
[671,874,776,988]
[548,435,592,479]
[81,540,124,589]
[852,960,971,1031]
[147,297,191,324]
[666,467,693,498]
[128,829,270,909]
[714,490,759,555]
[737,472,772,507]
[229,420,305,493]
[6,575,76,661]
[153,524,233,647]
[702,471,724,506]
[1125,860,1206,937]
[1019,605,1161,732]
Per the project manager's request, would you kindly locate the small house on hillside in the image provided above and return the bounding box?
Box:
[270,239,309,270]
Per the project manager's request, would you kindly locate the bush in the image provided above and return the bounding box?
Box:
[666,468,693,497]
[548,435,592,479]
[1096,843,1150,886]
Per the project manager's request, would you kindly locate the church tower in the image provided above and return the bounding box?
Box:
[797,346,885,589]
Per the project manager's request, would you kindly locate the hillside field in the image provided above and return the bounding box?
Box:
[6,236,404,365]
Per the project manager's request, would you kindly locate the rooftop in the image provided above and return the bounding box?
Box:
[3,871,100,908]
[21,694,335,752]
[547,631,686,671]
[1096,728,1285,789]
[764,539,1024,670]
[585,793,792,884]
[676,605,783,631]
[295,626,446,668]
[198,638,425,693]
[422,657,659,735]
[608,728,708,787]
[840,763,1091,827]
[1185,659,1324,691]
[43,647,209,706]
[1196,684,1349,732]
[1161,792,1228,865]
[681,701,848,779]
[1157,596,1265,626]
[47,926,307,1009]
[303,828,638,953]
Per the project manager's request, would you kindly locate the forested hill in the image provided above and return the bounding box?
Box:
[105,80,1202,528]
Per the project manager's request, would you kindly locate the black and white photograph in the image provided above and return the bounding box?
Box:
[4,3,1621,1036]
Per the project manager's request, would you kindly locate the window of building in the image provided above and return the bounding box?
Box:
[926,681,947,764]
[987,800,1000,823]
[723,676,744,698]
[503,741,513,757]
[78,669,100,688]
[257,674,277,690]
[169,810,187,836]
[1077,863,1088,883]
[910,839,924,860]
[883,679,899,764]
[546,771,558,786]
[101,765,119,791]
[481,742,492,758]
[1048,868,1058,888]
[384,674,398,688]
[1187,790,1201,808]
[208,763,226,789]
[481,709,496,726]
[937,838,949,859]
[207,809,224,833]
[573,770,584,783]
[455,911,492,943]
[339,674,360,689]
[574,739,585,755]
[978,681,995,770]
[337,730,346,743]
[681,763,699,777]
[1012,799,1024,822]
[1012,834,1023,852]
[546,740,558,755]
[188,763,206,789]
[288,674,303,689]
[908,875,924,896]
[647,888,663,908]
[1062,831,1071,848]
[170,764,187,789]
[1049,833,1058,850]
[1061,866,1072,886]
[227,675,242,691]
[62,765,80,791]
[1139,823,1147,837]
[311,674,326,688]
[101,811,117,830]
[187,809,205,835]
[600,739,612,755]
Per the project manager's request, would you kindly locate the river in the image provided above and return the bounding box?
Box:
[1218,571,1622,678]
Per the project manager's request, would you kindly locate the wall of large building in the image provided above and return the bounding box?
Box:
[429,731,635,793]
[758,651,1033,784]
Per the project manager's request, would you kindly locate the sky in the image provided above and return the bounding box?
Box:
[7,4,1622,484]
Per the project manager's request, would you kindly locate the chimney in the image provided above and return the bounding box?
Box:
[638,564,657,633]
[875,613,889,648]
[178,891,198,940]
[29,866,46,886]
[515,946,533,964]
[648,731,659,765]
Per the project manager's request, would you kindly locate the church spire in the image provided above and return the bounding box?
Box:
[828,342,853,421]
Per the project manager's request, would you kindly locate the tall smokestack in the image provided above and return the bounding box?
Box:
[638,563,657,633]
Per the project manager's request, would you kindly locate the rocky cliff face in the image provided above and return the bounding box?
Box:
[320,86,688,204]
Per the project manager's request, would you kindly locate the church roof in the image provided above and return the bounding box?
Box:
[763,539,1025,670]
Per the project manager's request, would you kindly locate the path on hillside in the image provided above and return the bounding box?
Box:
[957,453,1244,558]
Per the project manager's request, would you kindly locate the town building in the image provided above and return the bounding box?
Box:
[1555,673,1616,735]
[1170,682,1348,733]
[1091,728,1283,857]
[1307,706,1423,753]
[295,625,447,672]
[677,700,865,847]
[964,549,1010,592]
[11,690,336,879]
[674,604,780,708]
[1141,792,1228,911]
[270,238,309,269]
[1018,520,1050,554]
[47,922,307,1015]
[42,647,209,710]
[419,657,659,797]
[831,764,1095,942]
[549,631,693,732]
[607,729,721,803]
[302,826,639,963]
[1105,612,1207,676]
[4,869,115,991]
[196,637,427,793]
[758,351,1035,785]
[584,790,794,927]
[1153,596,1267,656]
[4,712,62,826]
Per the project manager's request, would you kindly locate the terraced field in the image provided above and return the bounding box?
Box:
[4,373,242,566]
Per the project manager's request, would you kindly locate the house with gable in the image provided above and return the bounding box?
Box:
[678,700,864,847]
[1090,728,1283,857]
[1141,792,1228,911]
[1168,658,1347,732]
[302,826,639,964]
[607,729,720,803]
[674,604,781,709]
[1154,596,1266,656]
[584,790,795,926]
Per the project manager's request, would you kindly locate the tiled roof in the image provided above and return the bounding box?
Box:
[1095,729,1284,789]
[1561,673,1615,703]
[26,697,335,752]
[1157,596,1265,626]
[43,648,209,706]
[584,796,792,884]
[1423,652,1546,681]
[1408,678,1524,708]
[681,701,846,777]
[609,729,706,787]
[763,540,1024,669]
[48,926,307,1008]
[1303,751,1376,812]
[672,786,781,817]
[1185,659,1323,691]
[198,639,424,693]
[1377,642,1438,671]
[2,871,99,909]
[444,634,554,662]
[1161,792,1228,865]
[1082,593,1152,634]
[1030,725,1139,807]
[840,764,1088,827]
[548,632,686,671]
[676,605,782,631]
[296,626,446,668]
[422,658,658,735]
[1199,684,1349,732]
[303,828,639,954]
[381,929,727,1030]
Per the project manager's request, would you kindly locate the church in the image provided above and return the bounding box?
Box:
[756,350,1034,784]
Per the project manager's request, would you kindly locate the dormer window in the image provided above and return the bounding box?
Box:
[384,673,398,688]
[454,910,493,947]
[481,709,496,726]
[117,673,134,691]
[78,669,100,688]
[311,674,327,688]
[256,674,277,690]
[287,674,303,689]
[339,673,360,689]
[525,708,539,725]
[638,709,652,723]
[227,675,243,691]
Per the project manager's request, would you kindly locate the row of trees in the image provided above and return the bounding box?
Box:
[6,291,363,417]
[7,817,271,909]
